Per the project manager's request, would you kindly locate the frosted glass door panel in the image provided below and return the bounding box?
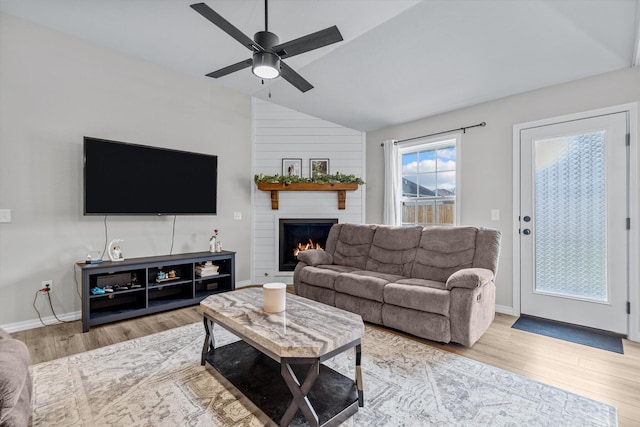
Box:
[534,132,607,302]
[519,112,628,334]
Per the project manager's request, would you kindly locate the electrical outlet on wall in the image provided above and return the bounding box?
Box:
[41,280,53,293]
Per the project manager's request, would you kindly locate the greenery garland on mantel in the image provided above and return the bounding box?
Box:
[254,172,365,185]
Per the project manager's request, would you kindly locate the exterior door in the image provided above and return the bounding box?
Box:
[520,112,628,334]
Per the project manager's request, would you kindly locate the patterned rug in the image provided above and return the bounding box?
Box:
[30,323,617,426]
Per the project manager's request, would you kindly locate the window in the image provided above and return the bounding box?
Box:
[399,137,459,226]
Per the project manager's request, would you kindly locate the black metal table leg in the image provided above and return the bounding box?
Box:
[201,316,215,365]
[280,358,320,427]
[355,344,363,407]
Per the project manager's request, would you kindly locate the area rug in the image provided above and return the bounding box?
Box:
[512,315,624,354]
[30,323,617,426]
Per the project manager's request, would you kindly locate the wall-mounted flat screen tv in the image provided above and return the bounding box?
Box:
[84,137,217,215]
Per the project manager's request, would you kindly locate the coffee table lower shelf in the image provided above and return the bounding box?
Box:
[204,340,359,426]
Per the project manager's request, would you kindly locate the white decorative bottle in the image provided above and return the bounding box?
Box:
[209,237,216,253]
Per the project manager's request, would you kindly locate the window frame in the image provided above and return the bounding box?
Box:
[397,134,461,226]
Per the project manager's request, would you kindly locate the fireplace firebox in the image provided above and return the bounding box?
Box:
[278,218,338,272]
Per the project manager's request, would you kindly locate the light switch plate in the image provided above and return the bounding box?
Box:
[234,211,242,220]
[491,209,500,221]
[0,209,11,223]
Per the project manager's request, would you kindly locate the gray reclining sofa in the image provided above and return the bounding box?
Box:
[293,224,501,346]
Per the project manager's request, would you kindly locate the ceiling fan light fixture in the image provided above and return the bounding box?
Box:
[252,52,280,79]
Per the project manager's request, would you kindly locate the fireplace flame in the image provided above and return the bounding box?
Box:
[293,239,324,257]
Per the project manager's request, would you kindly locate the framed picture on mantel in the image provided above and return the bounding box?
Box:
[282,158,302,177]
[310,158,329,178]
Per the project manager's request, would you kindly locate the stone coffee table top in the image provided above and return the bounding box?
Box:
[200,288,364,359]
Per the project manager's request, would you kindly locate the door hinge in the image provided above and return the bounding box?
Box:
[626,133,630,146]
[627,301,631,314]
[627,218,631,230]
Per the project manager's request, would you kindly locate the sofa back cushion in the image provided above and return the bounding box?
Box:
[325,223,376,270]
[472,228,502,274]
[366,225,422,276]
[411,226,478,282]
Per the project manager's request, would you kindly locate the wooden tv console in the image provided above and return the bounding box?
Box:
[80,251,235,332]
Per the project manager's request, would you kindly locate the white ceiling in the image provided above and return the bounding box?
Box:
[1,0,639,132]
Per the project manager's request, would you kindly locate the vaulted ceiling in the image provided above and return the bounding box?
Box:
[1,0,639,131]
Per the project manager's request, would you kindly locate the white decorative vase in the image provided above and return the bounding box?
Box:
[209,237,216,253]
[263,282,286,313]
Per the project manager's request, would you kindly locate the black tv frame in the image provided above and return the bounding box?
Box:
[83,136,218,216]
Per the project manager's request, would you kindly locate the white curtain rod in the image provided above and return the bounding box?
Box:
[380,121,486,146]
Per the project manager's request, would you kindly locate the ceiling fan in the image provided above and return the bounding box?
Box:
[190,1,343,93]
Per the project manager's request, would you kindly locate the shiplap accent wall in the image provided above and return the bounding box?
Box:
[251,98,366,284]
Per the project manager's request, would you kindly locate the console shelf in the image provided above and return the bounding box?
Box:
[80,251,235,332]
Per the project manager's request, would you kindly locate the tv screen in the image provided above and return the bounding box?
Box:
[84,137,217,215]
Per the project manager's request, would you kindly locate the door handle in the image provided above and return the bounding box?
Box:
[523,229,531,235]
[523,216,531,222]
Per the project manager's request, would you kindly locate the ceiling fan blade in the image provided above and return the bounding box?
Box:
[273,25,343,59]
[206,58,253,78]
[280,62,313,93]
[190,3,262,51]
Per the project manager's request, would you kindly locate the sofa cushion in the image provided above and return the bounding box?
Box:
[384,282,450,317]
[329,224,376,270]
[365,225,422,277]
[395,277,447,291]
[296,266,341,290]
[472,228,502,274]
[412,226,477,282]
[313,264,360,274]
[446,268,494,290]
[334,270,404,302]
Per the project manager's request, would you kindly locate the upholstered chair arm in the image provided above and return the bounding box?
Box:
[295,250,333,266]
[446,268,495,290]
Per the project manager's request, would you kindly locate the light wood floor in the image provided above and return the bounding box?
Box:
[12,307,640,426]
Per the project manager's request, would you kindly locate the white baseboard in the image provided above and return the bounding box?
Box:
[2,282,253,333]
[1,311,82,334]
[495,304,515,316]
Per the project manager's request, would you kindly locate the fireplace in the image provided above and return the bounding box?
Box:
[278,218,338,272]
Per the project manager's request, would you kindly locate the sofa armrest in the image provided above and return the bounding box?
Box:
[446,268,494,290]
[296,250,333,266]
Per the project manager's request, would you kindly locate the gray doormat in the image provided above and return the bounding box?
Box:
[512,315,624,354]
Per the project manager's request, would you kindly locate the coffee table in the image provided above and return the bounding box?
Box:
[200,288,364,427]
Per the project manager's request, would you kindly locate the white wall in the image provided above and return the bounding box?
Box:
[0,13,252,330]
[252,98,365,284]
[366,67,640,335]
